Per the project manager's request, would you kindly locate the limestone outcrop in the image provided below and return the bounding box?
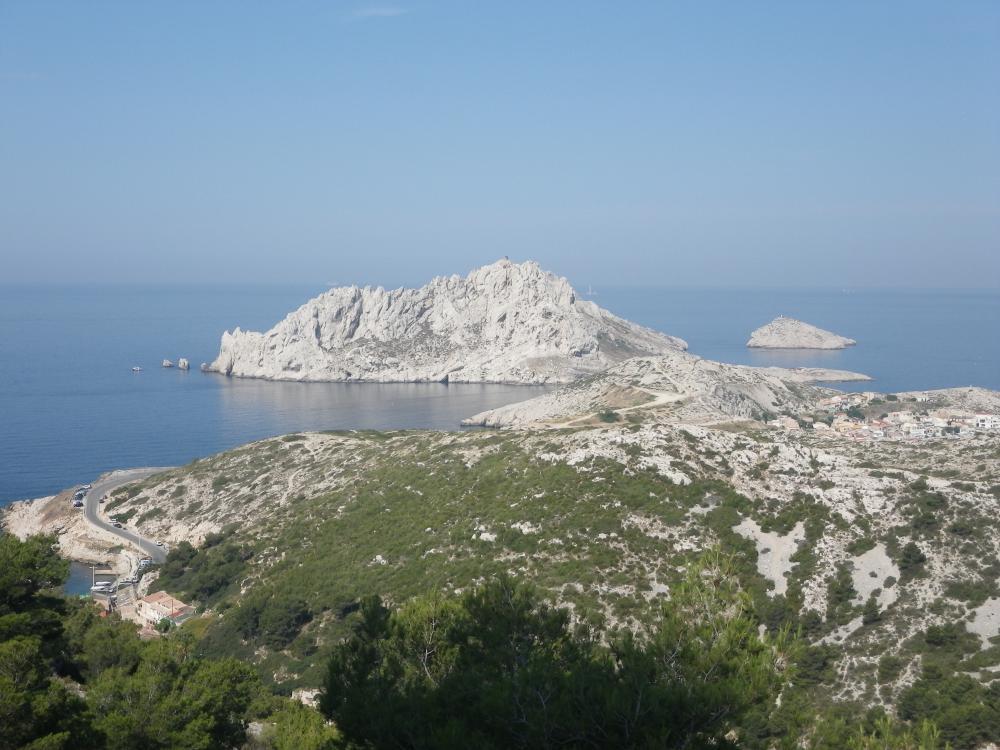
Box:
[461,352,871,428]
[747,317,855,349]
[208,259,687,384]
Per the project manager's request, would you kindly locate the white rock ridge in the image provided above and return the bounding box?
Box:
[461,352,871,428]
[208,259,687,384]
[747,316,856,350]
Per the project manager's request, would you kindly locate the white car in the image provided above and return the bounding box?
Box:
[155,541,165,547]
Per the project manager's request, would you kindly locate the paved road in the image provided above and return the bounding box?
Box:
[83,468,174,564]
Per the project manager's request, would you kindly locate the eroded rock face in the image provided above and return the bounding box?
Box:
[208,259,687,384]
[747,317,856,349]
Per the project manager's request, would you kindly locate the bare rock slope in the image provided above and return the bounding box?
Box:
[209,259,687,384]
[747,316,856,349]
[462,352,870,428]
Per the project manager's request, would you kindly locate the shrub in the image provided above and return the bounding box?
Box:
[110,509,137,524]
[212,475,232,492]
[862,596,881,625]
[138,507,165,524]
[878,654,904,683]
[946,520,976,538]
[233,590,312,649]
[795,644,839,686]
[898,542,927,578]
[899,672,1000,747]
[847,537,877,556]
[153,534,251,605]
[320,563,787,749]
[826,564,857,625]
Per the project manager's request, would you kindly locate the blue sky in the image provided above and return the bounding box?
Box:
[1,1,998,288]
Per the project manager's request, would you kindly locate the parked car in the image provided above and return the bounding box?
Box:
[113,522,122,528]
[156,541,165,547]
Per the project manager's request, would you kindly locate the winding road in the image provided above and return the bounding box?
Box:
[83,468,174,564]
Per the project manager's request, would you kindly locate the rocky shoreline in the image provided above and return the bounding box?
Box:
[3,486,139,575]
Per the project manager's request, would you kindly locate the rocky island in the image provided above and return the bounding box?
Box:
[208,259,687,384]
[747,316,856,349]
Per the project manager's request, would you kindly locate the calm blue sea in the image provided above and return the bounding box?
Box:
[1,284,997,506]
[599,286,1000,392]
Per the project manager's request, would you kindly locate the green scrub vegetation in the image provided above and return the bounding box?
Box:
[0,534,331,750]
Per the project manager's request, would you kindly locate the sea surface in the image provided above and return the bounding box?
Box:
[1,284,997,506]
[65,563,95,595]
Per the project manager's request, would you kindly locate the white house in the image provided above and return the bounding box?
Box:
[974,414,1000,430]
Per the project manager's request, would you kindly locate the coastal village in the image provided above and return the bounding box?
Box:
[776,389,1000,442]
[85,554,194,636]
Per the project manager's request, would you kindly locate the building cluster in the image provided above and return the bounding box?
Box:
[134,590,194,628]
[774,391,1000,442]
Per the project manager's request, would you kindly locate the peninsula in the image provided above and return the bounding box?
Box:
[747,316,856,349]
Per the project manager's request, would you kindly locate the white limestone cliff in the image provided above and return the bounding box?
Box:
[747,317,856,349]
[208,259,687,384]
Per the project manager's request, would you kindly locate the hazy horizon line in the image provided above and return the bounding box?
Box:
[1,280,998,293]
